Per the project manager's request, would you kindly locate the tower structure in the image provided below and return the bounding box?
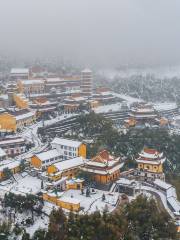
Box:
[81,68,92,97]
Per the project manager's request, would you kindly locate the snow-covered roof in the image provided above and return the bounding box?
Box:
[154,179,172,190]
[129,113,157,118]
[52,177,67,186]
[136,159,163,165]
[86,160,119,168]
[21,79,44,85]
[0,137,25,146]
[167,197,180,213]
[81,68,92,73]
[73,97,86,101]
[51,138,83,148]
[139,149,163,159]
[131,108,155,113]
[35,149,61,162]
[0,94,8,100]
[67,178,84,184]
[11,68,29,74]
[0,160,20,171]
[15,111,35,121]
[167,187,177,199]
[116,178,135,186]
[46,78,64,82]
[59,196,80,205]
[0,148,6,157]
[82,163,121,175]
[53,157,85,172]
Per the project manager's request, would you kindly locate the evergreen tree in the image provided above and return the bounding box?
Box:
[47,208,67,240]
[20,159,26,172]
[102,193,106,201]
[22,231,31,240]
[41,180,44,189]
[33,229,47,240]
[2,167,12,180]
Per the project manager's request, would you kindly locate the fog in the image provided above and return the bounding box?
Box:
[0,0,180,68]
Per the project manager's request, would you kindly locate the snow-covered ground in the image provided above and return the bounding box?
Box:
[153,102,177,111]
[25,214,49,237]
[112,92,143,105]
[44,113,77,126]
[0,174,42,197]
[61,189,119,213]
[139,184,174,218]
[93,103,122,113]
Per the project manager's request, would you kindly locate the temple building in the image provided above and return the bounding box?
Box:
[29,97,58,116]
[10,68,29,80]
[17,79,45,95]
[128,102,158,126]
[135,148,166,181]
[82,150,121,185]
[81,69,93,97]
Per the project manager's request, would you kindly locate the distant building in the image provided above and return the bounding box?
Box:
[10,68,29,80]
[81,69,93,97]
[129,103,157,125]
[45,77,81,93]
[0,137,26,157]
[0,108,36,132]
[92,88,117,105]
[63,95,87,112]
[13,94,29,109]
[51,138,87,160]
[29,97,58,115]
[135,148,166,181]
[17,79,45,95]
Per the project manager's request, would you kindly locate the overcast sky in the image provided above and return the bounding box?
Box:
[0,0,180,68]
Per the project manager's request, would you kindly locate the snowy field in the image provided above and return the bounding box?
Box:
[61,189,119,213]
[0,174,42,197]
[153,102,177,111]
[93,103,122,113]
[112,92,143,105]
